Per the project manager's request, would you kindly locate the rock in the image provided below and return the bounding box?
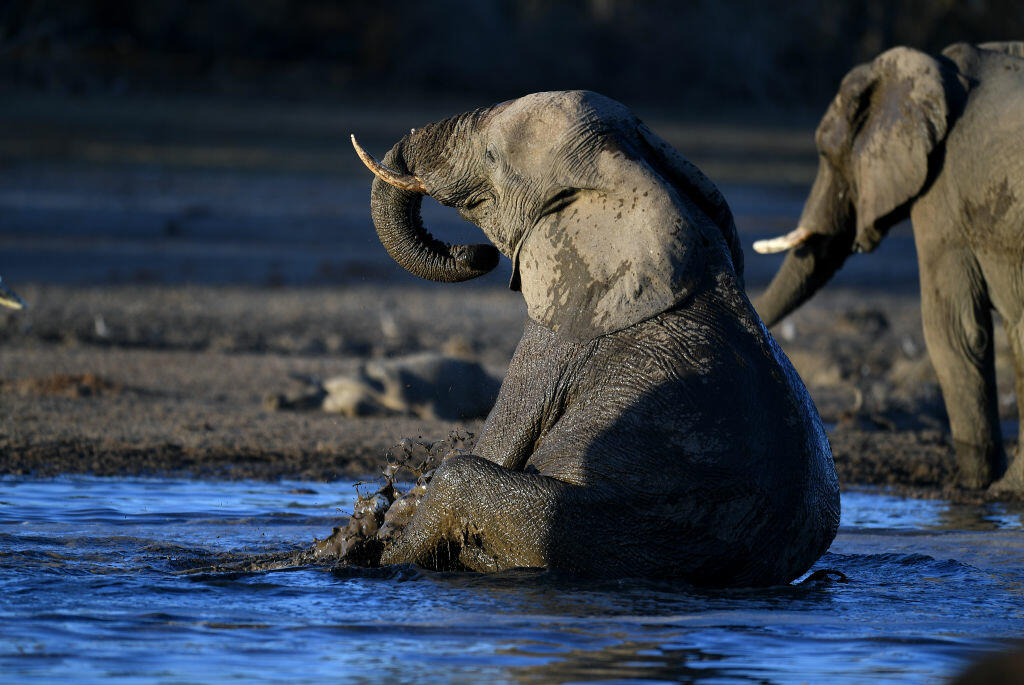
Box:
[321,352,500,420]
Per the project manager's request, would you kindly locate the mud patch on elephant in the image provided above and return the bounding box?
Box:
[962,177,1017,240]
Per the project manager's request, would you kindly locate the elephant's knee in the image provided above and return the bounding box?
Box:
[923,292,992,364]
[419,455,484,513]
[959,313,991,361]
[430,455,502,493]
[427,456,467,494]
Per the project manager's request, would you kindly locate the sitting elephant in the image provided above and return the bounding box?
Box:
[352,91,839,586]
[752,43,1024,491]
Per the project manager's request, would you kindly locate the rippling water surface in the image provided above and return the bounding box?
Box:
[2,477,1022,683]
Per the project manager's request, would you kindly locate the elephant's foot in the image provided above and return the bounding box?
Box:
[379,454,572,573]
[989,450,1024,495]
[312,485,394,566]
[952,440,1007,489]
[315,432,472,568]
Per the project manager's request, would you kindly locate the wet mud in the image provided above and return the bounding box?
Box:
[2,372,123,398]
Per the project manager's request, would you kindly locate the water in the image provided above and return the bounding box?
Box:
[2,477,1022,683]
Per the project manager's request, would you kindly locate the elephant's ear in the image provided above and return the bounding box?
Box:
[851,47,950,249]
[636,123,744,289]
[514,141,706,341]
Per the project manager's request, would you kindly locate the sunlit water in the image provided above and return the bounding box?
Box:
[2,477,1022,683]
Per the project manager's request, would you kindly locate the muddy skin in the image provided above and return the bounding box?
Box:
[354,91,840,585]
[314,432,473,567]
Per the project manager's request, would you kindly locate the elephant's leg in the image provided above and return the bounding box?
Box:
[919,254,1006,488]
[379,454,587,572]
[992,320,1024,492]
[473,320,580,470]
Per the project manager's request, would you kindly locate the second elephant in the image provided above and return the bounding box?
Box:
[754,43,1024,492]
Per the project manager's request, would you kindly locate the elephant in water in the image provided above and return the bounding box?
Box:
[752,43,1024,492]
[352,91,838,586]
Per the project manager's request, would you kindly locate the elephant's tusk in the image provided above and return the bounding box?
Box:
[0,277,26,310]
[351,134,427,194]
[752,226,814,254]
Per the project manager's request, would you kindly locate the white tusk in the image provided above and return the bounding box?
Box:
[752,226,814,254]
[0,276,26,310]
[350,134,427,194]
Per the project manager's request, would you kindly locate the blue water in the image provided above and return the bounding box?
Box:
[2,477,1022,683]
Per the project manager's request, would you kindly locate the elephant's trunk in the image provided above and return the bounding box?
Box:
[365,131,499,283]
[753,163,856,327]
[753,233,854,327]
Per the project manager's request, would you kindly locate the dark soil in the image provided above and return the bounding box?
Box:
[2,284,1019,503]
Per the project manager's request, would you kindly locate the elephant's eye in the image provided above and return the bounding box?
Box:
[484,144,498,166]
[464,195,488,211]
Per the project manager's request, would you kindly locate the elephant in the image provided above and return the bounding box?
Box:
[752,43,1024,492]
[351,90,839,586]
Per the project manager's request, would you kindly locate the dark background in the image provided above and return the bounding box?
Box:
[3,0,1023,114]
[0,1,1020,291]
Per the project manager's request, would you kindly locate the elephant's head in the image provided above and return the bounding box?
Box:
[753,47,962,327]
[355,91,744,339]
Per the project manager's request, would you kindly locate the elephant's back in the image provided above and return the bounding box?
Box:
[525,298,839,583]
[939,52,1024,316]
[943,46,1024,246]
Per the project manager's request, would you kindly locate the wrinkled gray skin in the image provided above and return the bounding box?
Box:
[365,91,838,586]
[755,43,1024,492]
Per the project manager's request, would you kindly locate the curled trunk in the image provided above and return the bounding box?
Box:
[369,143,499,283]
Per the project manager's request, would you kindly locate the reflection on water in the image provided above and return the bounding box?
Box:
[1,476,1022,683]
[842,489,1024,531]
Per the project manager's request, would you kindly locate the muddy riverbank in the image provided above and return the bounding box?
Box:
[1,282,1018,503]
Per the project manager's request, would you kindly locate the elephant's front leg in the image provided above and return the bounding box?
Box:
[473,320,580,470]
[918,248,1006,488]
[379,454,585,571]
[379,323,585,571]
